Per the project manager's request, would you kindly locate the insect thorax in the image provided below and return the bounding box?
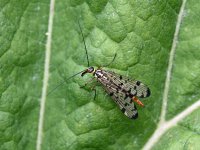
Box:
[94,69,104,78]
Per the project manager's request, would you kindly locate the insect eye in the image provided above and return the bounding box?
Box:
[88,67,94,73]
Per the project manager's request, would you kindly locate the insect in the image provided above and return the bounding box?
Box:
[48,21,151,119]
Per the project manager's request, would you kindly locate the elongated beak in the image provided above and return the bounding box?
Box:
[81,69,88,77]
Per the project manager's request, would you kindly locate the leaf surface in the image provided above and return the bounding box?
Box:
[0,0,49,149]
[3,0,200,150]
[153,0,200,149]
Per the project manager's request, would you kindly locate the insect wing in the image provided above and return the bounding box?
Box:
[106,71,151,98]
[107,84,138,119]
[97,71,138,119]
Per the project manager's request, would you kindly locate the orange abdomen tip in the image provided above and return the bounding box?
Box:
[132,97,144,107]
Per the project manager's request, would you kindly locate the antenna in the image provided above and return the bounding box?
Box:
[78,20,90,67]
[47,20,91,96]
[47,70,84,96]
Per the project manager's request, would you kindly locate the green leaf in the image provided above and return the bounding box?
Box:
[2,0,200,150]
[0,0,49,149]
[151,0,200,149]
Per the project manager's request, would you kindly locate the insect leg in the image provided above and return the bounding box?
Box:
[91,86,97,100]
[102,53,117,67]
[132,96,144,107]
[81,80,97,100]
[80,77,96,88]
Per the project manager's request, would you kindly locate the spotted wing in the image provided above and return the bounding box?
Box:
[105,70,151,98]
[97,75,138,119]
